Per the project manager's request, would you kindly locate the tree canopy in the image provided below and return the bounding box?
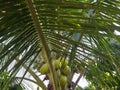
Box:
[0,0,120,90]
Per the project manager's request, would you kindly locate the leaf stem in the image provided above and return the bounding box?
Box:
[15,58,46,90]
[25,0,60,90]
[72,69,87,90]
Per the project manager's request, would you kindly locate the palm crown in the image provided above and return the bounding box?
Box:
[0,0,120,90]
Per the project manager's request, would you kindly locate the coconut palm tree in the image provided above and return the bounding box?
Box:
[0,0,120,90]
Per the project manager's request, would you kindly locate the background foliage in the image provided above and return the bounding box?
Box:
[0,0,120,90]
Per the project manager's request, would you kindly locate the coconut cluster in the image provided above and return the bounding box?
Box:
[39,58,71,88]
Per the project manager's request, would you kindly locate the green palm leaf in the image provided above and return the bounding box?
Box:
[0,0,120,90]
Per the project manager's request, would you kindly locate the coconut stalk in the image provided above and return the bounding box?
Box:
[24,0,60,90]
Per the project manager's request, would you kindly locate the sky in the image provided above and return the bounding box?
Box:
[73,73,89,88]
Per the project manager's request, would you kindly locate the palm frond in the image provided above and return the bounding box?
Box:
[0,0,120,89]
